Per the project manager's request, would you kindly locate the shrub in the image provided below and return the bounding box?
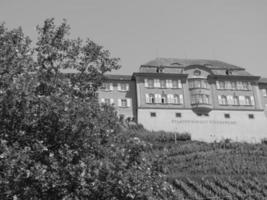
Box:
[0,19,177,200]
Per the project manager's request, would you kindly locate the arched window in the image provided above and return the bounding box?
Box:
[161,94,167,104]
[194,70,201,76]
[149,94,155,104]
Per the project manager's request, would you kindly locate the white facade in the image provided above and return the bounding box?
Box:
[138,109,267,142]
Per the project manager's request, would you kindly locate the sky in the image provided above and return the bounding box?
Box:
[1,0,267,77]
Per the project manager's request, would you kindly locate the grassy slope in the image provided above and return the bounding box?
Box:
[128,128,267,199]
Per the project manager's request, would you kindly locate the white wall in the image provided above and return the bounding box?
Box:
[138,109,267,142]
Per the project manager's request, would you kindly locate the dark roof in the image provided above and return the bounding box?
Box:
[143,58,244,70]
[104,74,132,81]
[211,69,253,76]
[259,77,267,84]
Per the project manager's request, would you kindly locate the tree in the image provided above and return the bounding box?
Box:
[0,19,176,200]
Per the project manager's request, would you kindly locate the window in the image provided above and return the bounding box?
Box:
[144,79,154,88]
[145,94,155,104]
[233,96,239,105]
[176,113,182,118]
[231,81,237,90]
[154,79,160,88]
[101,98,114,105]
[227,95,234,105]
[150,112,156,117]
[121,99,127,107]
[167,94,174,104]
[216,81,225,90]
[219,81,225,89]
[161,94,167,104]
[102,82,113,91]
[189,79,208,89]
[245,96,251,106]
[148,79,154,88]
[173,80,182,88]
[155,94,161,103]
[194,70,201,76]
[166,80,172,88]
[192,94,210,105]
[248,114,254,119]
[226,69,232,75]
[173,94,183,104]
[239,96,245,105]
[160,80,166,88]
[105,98,111,104]
[242,82,250,90]
[262,89,267,97]
[118,83,129,91]
[218,95,227,105]
[225,81,231,90]
[156,67,163,73]
[224,113,230,119]
[118,98,131,107]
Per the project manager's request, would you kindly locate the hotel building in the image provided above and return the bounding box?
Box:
[97,58,267,142]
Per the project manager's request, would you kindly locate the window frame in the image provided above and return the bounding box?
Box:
[150,112,156,117]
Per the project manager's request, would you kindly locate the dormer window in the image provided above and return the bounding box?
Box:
[156,67,164,73]
[194,70,201,76]
[226,69,232,75]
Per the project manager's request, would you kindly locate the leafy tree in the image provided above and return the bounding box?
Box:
[0,19,176,200]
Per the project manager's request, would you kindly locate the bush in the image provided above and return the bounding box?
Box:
[261,138,267,145]
[0,19,177,200]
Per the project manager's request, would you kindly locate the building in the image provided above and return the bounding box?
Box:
[97,58,267,142]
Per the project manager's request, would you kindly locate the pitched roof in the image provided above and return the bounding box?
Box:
[104,74,132,81]
[211,69,253,76]
[259,77,267,84]
[143,58,244,70]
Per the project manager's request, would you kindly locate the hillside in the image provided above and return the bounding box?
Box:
[128,127,267,199]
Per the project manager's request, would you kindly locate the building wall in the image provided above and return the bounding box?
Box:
[97,79,137,120]
[98,62,267,142]
[259,83,267,117]
[135,75,186,109]
[138,108,267,142]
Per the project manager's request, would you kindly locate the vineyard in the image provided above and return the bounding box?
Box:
[127,127,267,199]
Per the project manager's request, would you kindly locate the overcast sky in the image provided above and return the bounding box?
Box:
[1,0,267,77]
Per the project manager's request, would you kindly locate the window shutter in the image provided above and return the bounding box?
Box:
[117,83,121,91]
[166,80,172,88]
[155,94,161,103]
[218,95,222,105]
[262,89,267,97]
[101,98,105,103]
[154,79,160,88]
[248,82,252,90]
[144,79,148,87]
[127,98,131,107]
[216,81,220,89]
[239,96,245,105]
[110,83,113,91]
[179,94,184,104]
[167,94,173,104]
[227,95,233,105]
[178,80,182,88]
[226,81,231,90]
[126,84,129,91]
[118,99,122,107]
[145,94,149,103]
[250,96,255,105]
[110,98,114,105]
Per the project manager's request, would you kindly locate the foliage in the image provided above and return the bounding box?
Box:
[127,125,191,144]
[0,19,176,200]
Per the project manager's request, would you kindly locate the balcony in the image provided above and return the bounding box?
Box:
[191,103,212,114]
